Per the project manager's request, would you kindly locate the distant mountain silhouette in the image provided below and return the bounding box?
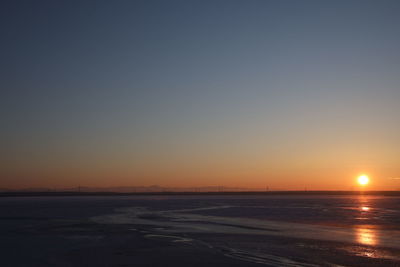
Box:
[1,185,252,193]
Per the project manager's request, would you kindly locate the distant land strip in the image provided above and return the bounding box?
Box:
[1,191,400,197]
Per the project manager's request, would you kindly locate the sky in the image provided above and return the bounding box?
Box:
[1,0,399,190]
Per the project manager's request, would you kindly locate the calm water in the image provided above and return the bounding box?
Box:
[1,194,400,266]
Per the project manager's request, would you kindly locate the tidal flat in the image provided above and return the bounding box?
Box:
[1,194,400,266]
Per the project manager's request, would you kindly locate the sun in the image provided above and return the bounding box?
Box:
[357,175,369,186]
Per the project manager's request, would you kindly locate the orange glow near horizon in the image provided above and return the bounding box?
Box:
[1,161,397,190]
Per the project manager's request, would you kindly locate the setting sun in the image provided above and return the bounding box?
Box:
[357,175,369,186]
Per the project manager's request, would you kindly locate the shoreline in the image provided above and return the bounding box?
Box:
[1,190,400,197]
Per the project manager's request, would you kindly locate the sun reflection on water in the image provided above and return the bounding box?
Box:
[361,206,370,211]
[356,227,378,246]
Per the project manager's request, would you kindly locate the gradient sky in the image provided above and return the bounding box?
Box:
[1,0,400,190]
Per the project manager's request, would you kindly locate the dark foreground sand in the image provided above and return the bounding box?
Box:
[2,217,398,267]
[2,220,262,267]
[58,224,263,267]
[1,195,400,266]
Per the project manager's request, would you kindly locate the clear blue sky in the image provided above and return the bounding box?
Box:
[1,0,400,189]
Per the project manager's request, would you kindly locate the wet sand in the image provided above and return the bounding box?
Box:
[1,195,400,266]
